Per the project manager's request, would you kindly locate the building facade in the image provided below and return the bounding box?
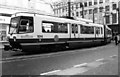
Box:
[53,0,119,34]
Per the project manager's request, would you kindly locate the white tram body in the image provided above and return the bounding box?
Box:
[4,12,111,52]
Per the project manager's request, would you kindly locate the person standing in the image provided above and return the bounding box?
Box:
[114,34,118,45]
[117,34,120,44]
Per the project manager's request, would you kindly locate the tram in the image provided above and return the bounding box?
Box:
[4,12,112,52]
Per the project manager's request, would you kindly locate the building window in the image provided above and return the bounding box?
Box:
[99,0,103,4]
[113,4,117,10]
[57,10,58,14]
[80,11,83,16]
[112,14,117,23]
[94,8,98,13]
[99,7,103,12]
[94,0,97,5]
[105,0,109,2]
[105,6,110,11]
[84,2,87,7]
[62,8,64,12]
[66,7,68,12]
[106,15,110,24]
[72,5,74,10]
[89,2,92,6]
[76,3,79,9]
[89,9,92,14]
[84,10,87,15]
[72,13,74,16]
[76,12,79,16]
[80,3,84,8]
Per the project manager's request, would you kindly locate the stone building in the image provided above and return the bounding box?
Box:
[53,0,119,34]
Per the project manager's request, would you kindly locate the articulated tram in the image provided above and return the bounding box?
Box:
[4,12,112,52]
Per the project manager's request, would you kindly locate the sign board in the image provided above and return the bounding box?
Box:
[0,16,11,24]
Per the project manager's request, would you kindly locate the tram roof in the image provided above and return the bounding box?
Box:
[12,12,104,27]
[12,12,85,23]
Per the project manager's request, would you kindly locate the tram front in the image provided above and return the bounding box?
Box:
[4,16,34,51]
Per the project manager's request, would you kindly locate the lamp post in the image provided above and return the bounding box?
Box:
[68,0,71,17]
[93,9,95,23]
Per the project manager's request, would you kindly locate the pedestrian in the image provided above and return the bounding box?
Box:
[114,34,118,45]
[117,34,120,44]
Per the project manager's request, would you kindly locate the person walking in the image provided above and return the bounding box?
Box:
[114,34,118,45]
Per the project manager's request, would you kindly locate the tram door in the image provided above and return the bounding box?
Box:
[71,24,79,38]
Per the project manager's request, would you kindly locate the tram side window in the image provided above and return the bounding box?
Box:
[72,24,78,33]
[107,29,111,35]
[96,27,100,34]
[101,27,103,34]
[19,19,34,33]
[81,25,94,34]
[42,21,68,33]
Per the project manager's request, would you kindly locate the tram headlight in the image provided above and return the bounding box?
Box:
[13,36,16,42]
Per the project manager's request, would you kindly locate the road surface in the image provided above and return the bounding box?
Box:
[1,43,118,76]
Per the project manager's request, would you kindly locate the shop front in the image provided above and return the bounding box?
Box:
[0,16,10,41]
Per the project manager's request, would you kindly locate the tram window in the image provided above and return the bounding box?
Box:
[19,19,34,33]
[81,25,94,34]
[72,24,78,33]
[42,21,68,33]
[101,27,103,34]
[96,27,100,34]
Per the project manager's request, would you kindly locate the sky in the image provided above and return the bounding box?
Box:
[0,0,119,14]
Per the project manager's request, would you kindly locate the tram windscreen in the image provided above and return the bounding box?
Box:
[9,16,34,34]
[9,17,20,35]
